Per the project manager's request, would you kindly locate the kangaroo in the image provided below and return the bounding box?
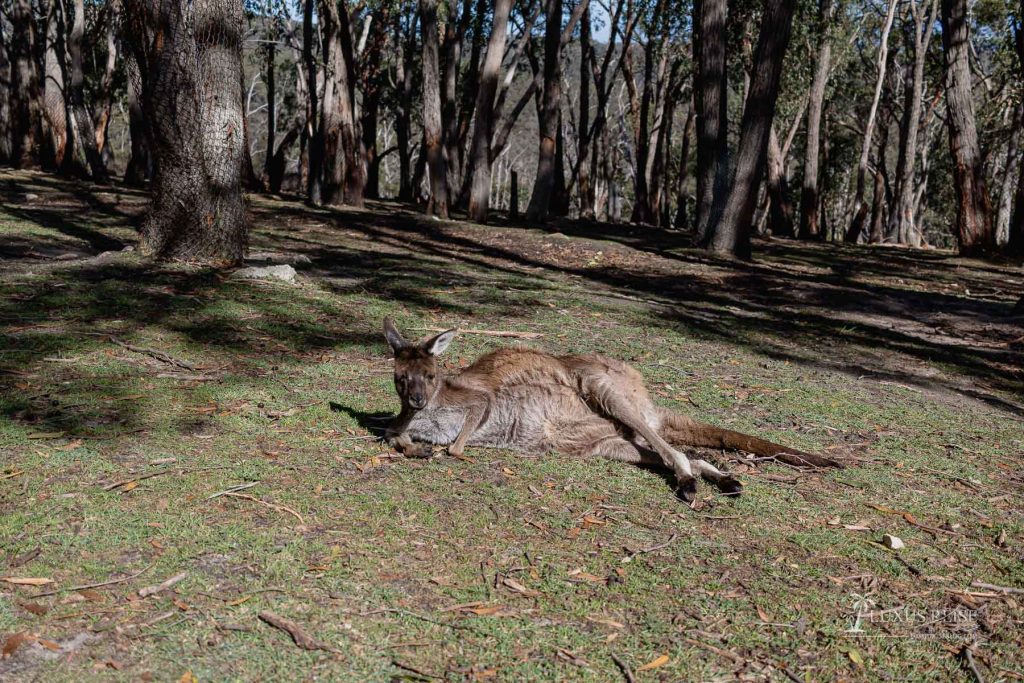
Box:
[381,318,842,502]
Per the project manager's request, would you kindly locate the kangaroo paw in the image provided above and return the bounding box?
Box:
[717,476,743,496]
[675,475,698,503]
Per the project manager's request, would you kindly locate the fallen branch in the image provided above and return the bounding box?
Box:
[109,336,196,371]
[206,481,260,500]
[958,644,986,683]
[680,636,744,663]
[621,534,678,563]
[258,611,340,653]
[219,492,305,526]
[31,564,154,598]
[610,653,637,683]
[410,327,542,339]
[970,581,1024,595]
[138,571,187,598]
[103,465,233,492]
[391,660,442,680]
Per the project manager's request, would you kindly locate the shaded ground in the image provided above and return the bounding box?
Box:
[1,169,1022,681]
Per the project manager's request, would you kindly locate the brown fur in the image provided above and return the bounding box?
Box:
[381,319,841,502]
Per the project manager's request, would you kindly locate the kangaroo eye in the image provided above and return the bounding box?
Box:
[427,374,435,380]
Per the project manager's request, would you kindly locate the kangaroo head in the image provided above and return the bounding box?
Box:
[383,317,456,411]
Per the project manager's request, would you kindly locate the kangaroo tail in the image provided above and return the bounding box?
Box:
[659,410,843,469]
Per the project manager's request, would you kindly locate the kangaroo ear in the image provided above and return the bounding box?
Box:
[383,317,407,354]
[423,329,457,356]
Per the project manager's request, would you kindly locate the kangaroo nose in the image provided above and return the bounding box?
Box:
[410,394,425,408]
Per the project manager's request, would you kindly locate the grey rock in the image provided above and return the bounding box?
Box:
[231,264,297,283]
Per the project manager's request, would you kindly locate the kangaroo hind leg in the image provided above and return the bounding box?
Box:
[573,366,698,501]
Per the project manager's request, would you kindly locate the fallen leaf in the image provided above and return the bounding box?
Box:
[19,602,48,616]
[501,577,538,596]
[847,648,864,666]
[58,439,84,451]
[756,604,772,622]
[177,672,198,683]
[120,481,140,493]
[637,654,670,671]
[2,577,54,586]
[2,632,31,658]
[464,605,505,616]
[36,639,61,652]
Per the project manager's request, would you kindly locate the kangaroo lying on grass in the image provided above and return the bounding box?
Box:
[382,319,842,501]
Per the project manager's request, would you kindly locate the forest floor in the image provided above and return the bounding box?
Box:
[1,168,1022,682]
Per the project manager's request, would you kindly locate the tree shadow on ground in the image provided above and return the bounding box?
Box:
[2,170,1021,445]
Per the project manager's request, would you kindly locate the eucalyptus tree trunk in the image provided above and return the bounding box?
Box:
[674,99,695,229]
[765,125,794,237]
[303,0,322,204]
[68,0,107,180]
[123,0,248,263]
[0,20,11,163]
[846,0,898,242]
[576,2,593,219]
[693,0,728,239]
[94,1,120,166]
[1010,8,1024,256]
[43,0,68,169]
[9,0,43,168]
[420,0,448,217]
[466,0,513,222]
[707,0,797,257]
[886,0,937,247]
[261,35,276,186]
[395,13,416,201]
[994,107,1020,246]
[525,0,563,223]
[319,0,365,207]
[940,0,993,255]
[798,0,832,239]
[123,55,151,185]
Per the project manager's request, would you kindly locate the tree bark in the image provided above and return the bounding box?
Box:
[707,0,797,257]
[0,17,11,163]
[846,0,898,242]
[798,0,832,239]
[525,0,563,223]
[674,98,695,229]
[693,0,728,240]
[319,0,365,207]
[420,0,448,217]
[261,34,276,187]
[1010,8,1024,256]
[9,0,43,168]
[67,0,107,180]
[123,54,151,185]
[940,0,993,255]
[764,125,794,237]
[395,13,416,201]
[995,106,1020,247]
[466,0,513,222]
[303,0,323,205]
[886,0,937,247]
[123,0,249,263]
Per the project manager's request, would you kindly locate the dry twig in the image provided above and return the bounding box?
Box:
[258,611,340,653]
[138,571,187,598]
[219,492,305,525]
[31,564,154,598]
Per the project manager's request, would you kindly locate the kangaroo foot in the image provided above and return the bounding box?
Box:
[716,476,743,496]
[675,475,698,503]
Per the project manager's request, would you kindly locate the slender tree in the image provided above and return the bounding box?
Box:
[525,0,564,222]
[693,0,728,239]
[940,0,993,254]
[798,0,833,239]
[707,0,797,257]
[420,0,448,217]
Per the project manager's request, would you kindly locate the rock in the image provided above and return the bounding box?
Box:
[24,193,39,201]
[231,264,297,283]
[881,534,905,550]
[246,251,312,268]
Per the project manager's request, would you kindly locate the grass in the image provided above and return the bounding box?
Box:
[0,169,1022,681]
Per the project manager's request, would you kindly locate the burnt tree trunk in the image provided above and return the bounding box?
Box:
[525,0,563,223]
[707,0,796,257]
[693,0,728,240]
[940,0,993,255]
[124,0,248,263]
[420,0,448,217]
[798,0,832,239]
[0,18,11,163]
